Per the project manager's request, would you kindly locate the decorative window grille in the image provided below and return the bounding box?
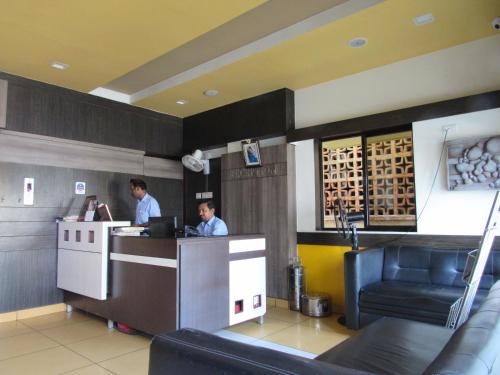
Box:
[321,130,416,230]
[366,131,416,226]
[322,137,364,229]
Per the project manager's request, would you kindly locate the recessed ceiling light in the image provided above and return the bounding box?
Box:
[348,38,368,48]
[413,13,434,26]
[51,61,69,70]
[176,99,188,105]
[203,89,219,97]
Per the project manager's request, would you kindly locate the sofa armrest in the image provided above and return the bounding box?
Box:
[344,248,384,330]
[149,328,376,375]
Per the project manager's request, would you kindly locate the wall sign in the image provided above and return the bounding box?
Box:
[75,181,86,195]
[222,163,287,181]
[23,177,34,205]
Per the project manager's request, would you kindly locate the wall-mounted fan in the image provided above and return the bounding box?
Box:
[182,149,210,175]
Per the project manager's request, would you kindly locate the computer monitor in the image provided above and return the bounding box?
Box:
[97,203,113,222]
[149,216,178,238]
[78,195,98,222]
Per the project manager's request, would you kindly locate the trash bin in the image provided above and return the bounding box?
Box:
[300,293,331,317]
[288,257,304,311]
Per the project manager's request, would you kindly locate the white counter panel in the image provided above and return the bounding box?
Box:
[57,221,129,300]
[229,256,266,326]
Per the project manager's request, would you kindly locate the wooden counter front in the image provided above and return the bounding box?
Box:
[63,234,266,335]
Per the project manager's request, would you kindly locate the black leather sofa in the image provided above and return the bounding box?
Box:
[148,280,500,375]
[344,246,499,329]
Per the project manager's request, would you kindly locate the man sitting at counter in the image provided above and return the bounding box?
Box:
[197,200,228,236]
[130,178,161,226]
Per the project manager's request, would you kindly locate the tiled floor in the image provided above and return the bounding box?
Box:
[0,307,355,374]
[0,311,150,375]
[226,307,356,357]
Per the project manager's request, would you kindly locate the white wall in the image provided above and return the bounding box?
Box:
[294,35,500,234]
[295,139,317,232]
[413,108,500,235]
[295,35,500,128]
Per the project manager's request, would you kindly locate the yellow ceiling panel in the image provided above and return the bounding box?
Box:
[136,0,500,117]
[0,0,265,91]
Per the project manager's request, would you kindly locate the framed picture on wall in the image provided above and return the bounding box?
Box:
[242,140,262,167]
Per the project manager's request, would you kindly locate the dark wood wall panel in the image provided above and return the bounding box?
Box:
[222,144,296,299]
[183,88,294,152]
[297,232,500,250]
[288,90,500,142]
[0,161,183,313]
[0,249,62,312]
[1,71,182,157]
[0,236,56,252]
[0,222,55,237]
[145,118,183,158]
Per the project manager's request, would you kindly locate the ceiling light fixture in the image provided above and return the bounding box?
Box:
[413,13,434,26]
[51,61,69,70]
[348,38,367,48]
[176,99,188,105]
[203,89,219,97]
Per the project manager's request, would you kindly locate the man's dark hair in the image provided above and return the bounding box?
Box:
[130,178,147,191]
[199,200,215,210]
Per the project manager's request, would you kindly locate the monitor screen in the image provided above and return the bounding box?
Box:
[149,216,178,238]
[97,203,113,222]
[78,195,97,222]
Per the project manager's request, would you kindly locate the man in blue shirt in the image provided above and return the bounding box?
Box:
[196,200,228,236]
[130,178,161,226]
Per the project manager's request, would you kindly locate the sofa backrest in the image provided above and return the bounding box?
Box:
[149,328,376,375]
[383,246,499,288]
[423,280,500,375]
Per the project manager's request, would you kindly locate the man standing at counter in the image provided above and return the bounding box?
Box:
[130,178,161,226]
[197,200,228,236]
[116,179,161,334]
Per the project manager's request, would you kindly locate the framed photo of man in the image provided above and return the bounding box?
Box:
[242,141,262,167]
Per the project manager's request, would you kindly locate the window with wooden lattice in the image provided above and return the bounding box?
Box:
[321,130,416,230]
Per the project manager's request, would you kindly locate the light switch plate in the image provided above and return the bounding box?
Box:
[205,191,213,198]
[196,193,202,199]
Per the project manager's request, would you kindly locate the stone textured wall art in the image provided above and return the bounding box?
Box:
[447,135,500,191]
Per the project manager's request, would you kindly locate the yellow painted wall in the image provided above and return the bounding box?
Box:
[298,244,352,313]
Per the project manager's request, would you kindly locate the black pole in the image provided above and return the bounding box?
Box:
[351,224,359,250]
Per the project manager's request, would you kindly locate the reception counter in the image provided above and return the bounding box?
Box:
[58,223,266,334]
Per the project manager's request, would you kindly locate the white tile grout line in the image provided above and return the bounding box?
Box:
[214,329,317,359]
[0,342,61,364]
[15,315,150,374]
[58,363,117,375]
[251,339,317,359]
[2,309,323,369]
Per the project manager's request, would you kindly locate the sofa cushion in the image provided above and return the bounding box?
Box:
[361,281,486,312]
[359,281,487,324]
[423,282,500,375]
[317,317,453,375]
[382,247,499,289]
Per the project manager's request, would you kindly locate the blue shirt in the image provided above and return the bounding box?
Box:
[135,193,161,225]
[196,216,228,236]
